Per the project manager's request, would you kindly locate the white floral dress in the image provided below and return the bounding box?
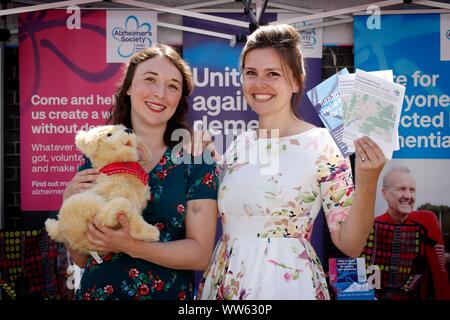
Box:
[198,128,354,300]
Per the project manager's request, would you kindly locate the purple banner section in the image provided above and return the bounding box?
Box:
[302,58,325,125]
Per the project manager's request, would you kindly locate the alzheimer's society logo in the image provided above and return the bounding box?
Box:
[301,30,317,48]
[107,11,157,63]
[112,16,152,58]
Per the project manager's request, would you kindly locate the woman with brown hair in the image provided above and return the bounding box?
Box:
[64,44,219,300]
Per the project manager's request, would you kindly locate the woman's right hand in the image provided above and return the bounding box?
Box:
[354,136,386,186]
[63,168,99,200]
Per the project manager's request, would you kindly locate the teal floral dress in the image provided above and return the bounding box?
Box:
[74,147,219,300]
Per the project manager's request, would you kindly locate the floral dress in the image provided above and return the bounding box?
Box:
[74,147,219,300]
[198,128,354,300]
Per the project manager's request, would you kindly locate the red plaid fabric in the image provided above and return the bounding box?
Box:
[0,229,61,299]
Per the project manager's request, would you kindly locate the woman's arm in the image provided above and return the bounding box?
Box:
[331,136,386,258]
[87,199,218,271]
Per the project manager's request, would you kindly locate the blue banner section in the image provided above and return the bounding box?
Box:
[354,14,450,159]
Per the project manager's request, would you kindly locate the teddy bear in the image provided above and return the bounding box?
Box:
[45,124,160,254]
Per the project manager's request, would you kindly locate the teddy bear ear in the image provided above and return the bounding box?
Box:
[75,130,98,158]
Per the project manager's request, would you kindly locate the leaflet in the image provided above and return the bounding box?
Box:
[306,68,350,157]
[342,69,405,159]
[329,257,367,284]
[338,70,399,153]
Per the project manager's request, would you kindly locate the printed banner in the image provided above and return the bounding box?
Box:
[440,14,450,61]
[19,10,123,211]
[354,14,450,160]
[354,14,450,217]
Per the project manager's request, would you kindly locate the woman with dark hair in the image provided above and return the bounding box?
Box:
[63,44,219,300]
[198,24,386,300]
[110,44,193,148]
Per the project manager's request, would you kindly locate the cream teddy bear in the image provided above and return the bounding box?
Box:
[45,125,160,255]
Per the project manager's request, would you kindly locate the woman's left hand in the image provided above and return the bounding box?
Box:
[86,212,134,254]
[354,136,386,185]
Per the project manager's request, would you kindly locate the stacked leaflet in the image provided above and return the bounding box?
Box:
[307,68,405,159]
[306,68,351,157]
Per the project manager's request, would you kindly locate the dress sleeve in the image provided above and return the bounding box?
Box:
[315,137,354,233]
[186,157,219,201]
